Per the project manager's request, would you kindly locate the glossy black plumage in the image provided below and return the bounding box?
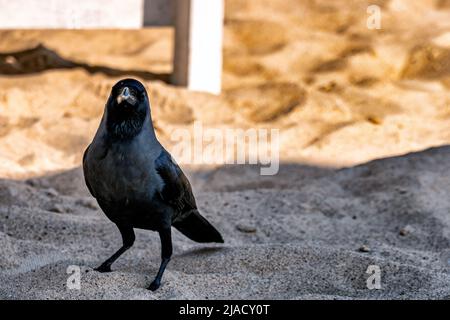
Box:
[83,78,223,291]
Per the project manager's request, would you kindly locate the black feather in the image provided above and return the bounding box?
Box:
[173,209,224,243]
[154,149,223,243]
[154,149,196,212]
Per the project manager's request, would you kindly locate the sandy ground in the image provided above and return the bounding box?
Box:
[0,0,450,299]
[0,148,449,299]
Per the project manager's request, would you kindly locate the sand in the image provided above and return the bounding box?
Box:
[0,148,449,299]
[0,0,450,299]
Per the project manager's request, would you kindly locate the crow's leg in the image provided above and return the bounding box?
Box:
[148,228,172,291]
[95,224,135,273]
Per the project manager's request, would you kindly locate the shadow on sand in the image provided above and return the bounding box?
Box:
[0,44,170,82]
[0,146,449,299]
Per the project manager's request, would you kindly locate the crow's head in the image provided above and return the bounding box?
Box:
[106,78,150,139]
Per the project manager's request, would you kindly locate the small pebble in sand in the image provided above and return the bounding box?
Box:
[26,179,50,189]
[236,223,257,233]
[399,225,413,236]
[75,198,98,210]
[25,179,37,187]
[45,188,59,197]
[49,204,65,213]
[367,116,382,125]
[358,245,371,253]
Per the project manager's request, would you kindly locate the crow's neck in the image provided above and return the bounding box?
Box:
[106,108,154,141]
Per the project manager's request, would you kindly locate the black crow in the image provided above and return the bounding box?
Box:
[83,78,223,291]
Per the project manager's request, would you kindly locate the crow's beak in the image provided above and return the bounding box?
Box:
[116,87,136,105]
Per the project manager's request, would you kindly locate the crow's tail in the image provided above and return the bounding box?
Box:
[173,210,224,243]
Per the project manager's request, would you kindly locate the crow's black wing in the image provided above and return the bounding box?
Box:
[155,149,223,243]
[154,148,197,213]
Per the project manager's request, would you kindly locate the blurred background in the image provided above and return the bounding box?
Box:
[1,0,450,178]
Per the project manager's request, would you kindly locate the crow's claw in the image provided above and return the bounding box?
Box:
[95,264,112,273]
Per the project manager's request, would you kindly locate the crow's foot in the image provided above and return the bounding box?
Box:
[148,280,161,291]
[94,264,112,273]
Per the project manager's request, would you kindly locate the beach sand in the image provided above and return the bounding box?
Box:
[0,0,450,299]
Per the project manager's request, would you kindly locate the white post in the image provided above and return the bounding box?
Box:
[172,0,224,94]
